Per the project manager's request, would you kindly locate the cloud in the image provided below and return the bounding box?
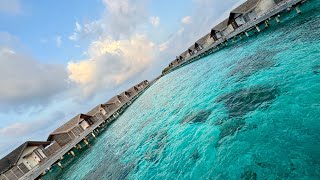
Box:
[69,0,148,42]
[67,34,157,96]
[0,47,68,108]
[56,36,62,48]
[181,16,192,24]
[0,0,21,15]
[149,16,160,27]
[69,21,83,41]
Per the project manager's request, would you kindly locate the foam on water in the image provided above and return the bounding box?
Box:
[45,1,320,179]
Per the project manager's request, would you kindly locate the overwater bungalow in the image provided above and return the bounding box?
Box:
[86,104,108,122]
[0,141,52,180]
[136,80,149,90]
[47,114,94,147]
[211,18,232,40]
[104,97,122,119]
[228,0,283,29]
[125,87,139,99]
[196,33,213,49]
[188,48,195,56]
[169,59,179,68]
[180,50,191,60]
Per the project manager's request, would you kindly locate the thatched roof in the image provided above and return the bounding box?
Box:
[0,141,51,174]
[86,104,106,116]
[212,18,229,32]
[49,114,92,136]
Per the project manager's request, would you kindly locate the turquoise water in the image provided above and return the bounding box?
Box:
[47,1,320,179]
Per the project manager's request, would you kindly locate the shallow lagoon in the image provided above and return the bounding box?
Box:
[47,1,320,179]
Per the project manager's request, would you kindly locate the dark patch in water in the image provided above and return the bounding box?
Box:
[138,118,154,131]
[227,51,277,81]
[217,118,246,142]
[191,149,200,161]
[180,110,212,124]
[83,150,135,180]
[144,130,168,163]
[214,118,226,126]
[313,65,320,75]
[215,86,279,119]
[241,170,257,180]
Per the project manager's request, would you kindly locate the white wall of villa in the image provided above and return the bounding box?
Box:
[235,15,246,26]
[222,25,234,36]
[17,146,46,170]
[205,37,214,47]
[80,120,90,130]
[245,10,258,21]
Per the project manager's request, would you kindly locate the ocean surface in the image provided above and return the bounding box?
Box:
[46,1,320,179]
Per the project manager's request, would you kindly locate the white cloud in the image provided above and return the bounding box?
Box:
[159,42,169,52]
[149,16,160,27]
[75,21,82,32]
[69,21,83,41]
[181,16,192,24]
[68,0,148,42]
[0,47,68,107]
[56,36,62,48]
[0,0,21,15]
[67,34,157,96]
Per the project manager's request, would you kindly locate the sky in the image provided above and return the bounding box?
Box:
[0,0,246,158]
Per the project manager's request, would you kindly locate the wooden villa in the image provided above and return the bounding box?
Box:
[0,141,52,180]
[86,104,108,122]
[227,0,285,30]
[47,114,94,147]
[211,18,230,40]
[196,33,212,50]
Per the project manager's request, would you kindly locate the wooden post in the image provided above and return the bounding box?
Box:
[70,150,76,157]
[275,15,280,23]
[84,139,89,146]
[255,25,261,32]
[57,162,63,169]
[91,132,96,139]
[295,5,301,14]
